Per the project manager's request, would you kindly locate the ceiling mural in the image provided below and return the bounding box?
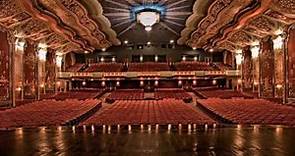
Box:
[0,0,294,53]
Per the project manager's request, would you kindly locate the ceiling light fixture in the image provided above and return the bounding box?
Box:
[137,11,160,32]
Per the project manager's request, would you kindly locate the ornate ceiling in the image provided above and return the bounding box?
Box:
[0,0,294,53]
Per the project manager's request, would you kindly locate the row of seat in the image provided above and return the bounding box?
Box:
[196,89,252,99]
[43,90,104,101]
[66,64,85,72]
[128,62,170,72]
[155,89,192,100]
[0,99,101,128]
[106,89,145,101]
[82,99,215,126]
[66,62,229,72]
[175,62,216,71]
[84,63,124,72]
[197,98,295,126]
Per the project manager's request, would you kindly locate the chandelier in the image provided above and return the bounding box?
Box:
[137,11,160,32]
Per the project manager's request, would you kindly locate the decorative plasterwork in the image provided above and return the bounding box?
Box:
[211,0,295,52]
[187,0,253,48]
[0,0,119,53]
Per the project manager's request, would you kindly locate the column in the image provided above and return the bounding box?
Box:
[259,37,275,98]
[287,25,295,101]
[7,33,16,107]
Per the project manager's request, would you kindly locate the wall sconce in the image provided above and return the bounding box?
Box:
[15,39,26,52]
[140,80,144,87]
[155,55,158,62]
[154,80,159,86]
[212,80,217,85]
[56,53,63,68]
[182,56,186,61]
[101,81,105,87]
[38,43,47,62]
[238,79,242,84]
[178,80,182,86]
[193,80,197,86]
[82,81,86,86]
[250,42,260,59]
[116,81,120,87]
[276,84,283,89]
[235,50,243,65]
[273,35,284,50]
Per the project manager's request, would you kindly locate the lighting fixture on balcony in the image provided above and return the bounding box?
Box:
[137,11,160,32]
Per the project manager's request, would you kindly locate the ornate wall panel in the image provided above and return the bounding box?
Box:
[288,27,295,98]
[45,49,56,91]
[23,42,37,99]
[242,46,252,89]
[260,37,275,98]
[274,40,284,97]
[0,31,10,101]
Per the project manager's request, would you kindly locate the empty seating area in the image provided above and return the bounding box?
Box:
[66,64,85,72]
[0,99,101,128]
[51,90,104,100]
[155,89,192,102]
[84,63,123,72]
[175,61,216,71]
[128,62,170,72]
[106,89,144,102]
[214,63,233,71]
[196,89,252,99]
[197,99,295,126]
[82,99,215,126]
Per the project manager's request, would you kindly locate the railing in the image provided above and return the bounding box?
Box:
[57,70,241,79]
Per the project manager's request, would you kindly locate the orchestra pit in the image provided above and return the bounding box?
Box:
[1,0,295,155]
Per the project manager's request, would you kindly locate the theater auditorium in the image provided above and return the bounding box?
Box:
[1,0,295,155]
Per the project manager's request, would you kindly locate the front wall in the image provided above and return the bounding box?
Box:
[260,38,275,98]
